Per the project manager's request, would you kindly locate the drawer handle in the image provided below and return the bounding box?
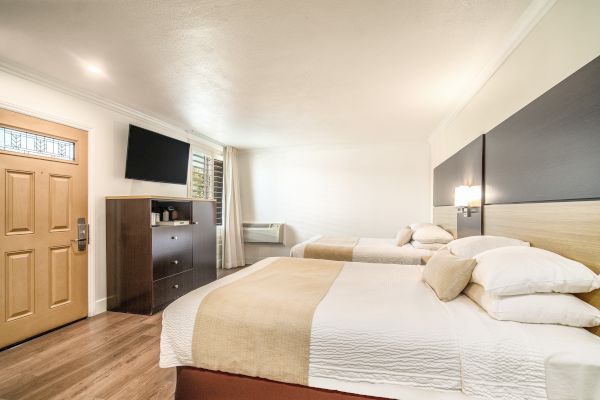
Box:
[173,284,179,289]
[171,260,179,265]
[171,236,178,240]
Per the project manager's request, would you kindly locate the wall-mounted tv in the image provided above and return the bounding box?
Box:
[125,125,190,185]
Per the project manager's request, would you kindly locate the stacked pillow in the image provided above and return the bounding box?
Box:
[408,222,453,250]
[446,235,530,258]
[422,235,600,329]
[465,246,600,328]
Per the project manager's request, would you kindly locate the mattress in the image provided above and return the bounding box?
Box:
[160,257,600,400]
[291,235,432,264]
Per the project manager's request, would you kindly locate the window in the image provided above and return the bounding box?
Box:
[0,126,75,161]
[190,150,224,226]
[190,152,212,199]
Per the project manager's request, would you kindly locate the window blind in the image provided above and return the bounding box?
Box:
[191,152,212,199]
[213,159,223,226]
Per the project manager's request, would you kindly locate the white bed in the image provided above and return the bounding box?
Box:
[291,235,434,264]
[160,257,600,400]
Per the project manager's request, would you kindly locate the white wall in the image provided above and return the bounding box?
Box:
[430,0,600,168]
[239,141,431,264]
[0,70,217,315]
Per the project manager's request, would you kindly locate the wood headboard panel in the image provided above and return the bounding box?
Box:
[433,206,457,239]
[485,201,600,335]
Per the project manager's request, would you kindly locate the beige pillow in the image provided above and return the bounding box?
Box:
[395,227,413,246]
[423,249,477,301]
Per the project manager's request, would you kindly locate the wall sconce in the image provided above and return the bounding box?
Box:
[454,185,481,217]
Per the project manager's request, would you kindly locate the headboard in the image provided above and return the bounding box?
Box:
[432,135,483,238]
[432,206,457,239]
[485,202,600,335]
[483,55,600,335]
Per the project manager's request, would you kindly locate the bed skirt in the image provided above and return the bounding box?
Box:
[175,367,387,400]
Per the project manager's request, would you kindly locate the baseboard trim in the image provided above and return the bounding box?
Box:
[94,297,108,315]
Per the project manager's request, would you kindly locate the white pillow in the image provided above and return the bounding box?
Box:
[464,283,600,328]
[411,225,453,244]
[411,241,446,251]
[409,222,435,230]
[448,235,530,258]
[472,246,600,295]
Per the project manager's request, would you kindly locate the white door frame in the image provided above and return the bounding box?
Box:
[0,100,97,317]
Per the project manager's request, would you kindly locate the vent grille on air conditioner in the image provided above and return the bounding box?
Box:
[242,223,284,244]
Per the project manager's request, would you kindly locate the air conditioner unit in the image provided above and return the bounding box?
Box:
[243,223,284,244]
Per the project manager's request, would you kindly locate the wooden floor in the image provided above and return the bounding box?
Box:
[0,266,250,400]
[0,312,175,400]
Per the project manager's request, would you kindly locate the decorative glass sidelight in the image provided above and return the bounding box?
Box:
[0,126,75,161]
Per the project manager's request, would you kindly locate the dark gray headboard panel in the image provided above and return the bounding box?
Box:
[485,55,600,205]
[433,135,484,207]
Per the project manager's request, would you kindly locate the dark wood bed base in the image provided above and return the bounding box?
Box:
[176,367,387,400]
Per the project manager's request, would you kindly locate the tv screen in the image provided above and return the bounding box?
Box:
[125,125,190,185]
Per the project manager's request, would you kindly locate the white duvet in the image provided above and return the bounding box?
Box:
[160,258,600,400]
[291,235,432,264]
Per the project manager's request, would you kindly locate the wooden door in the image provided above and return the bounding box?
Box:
[0,108,88,348]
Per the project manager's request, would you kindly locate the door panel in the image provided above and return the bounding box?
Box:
[5,250,35,321]
[5,169,35,235]
[49,174,71,232]
[49,246,72,308]
[192,201,217,288]
[0,108,88,348]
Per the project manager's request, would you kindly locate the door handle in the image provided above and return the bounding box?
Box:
[75,217,88,251]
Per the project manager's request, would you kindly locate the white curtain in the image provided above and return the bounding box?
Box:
[223,146,245,269]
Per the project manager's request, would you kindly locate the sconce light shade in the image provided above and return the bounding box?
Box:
[454,186,470,207]
[468,185,482,207]
[454,185,481,207]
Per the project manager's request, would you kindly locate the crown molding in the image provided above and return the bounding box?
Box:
[0,56,224,148]
[428,0,558,144]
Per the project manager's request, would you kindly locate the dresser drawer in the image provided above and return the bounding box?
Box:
[152,226,193,280]
[153,269,193,310]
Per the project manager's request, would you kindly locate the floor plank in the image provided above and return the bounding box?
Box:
[0,312,175,400]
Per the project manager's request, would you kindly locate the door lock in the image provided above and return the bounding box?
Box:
[75,217,88,251]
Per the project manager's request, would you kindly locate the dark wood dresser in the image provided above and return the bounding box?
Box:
[106,196,217,315]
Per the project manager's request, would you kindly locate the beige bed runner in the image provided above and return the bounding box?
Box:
[304,236,358,261]
[191,257,344,385]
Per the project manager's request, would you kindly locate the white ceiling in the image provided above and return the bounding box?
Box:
[0,0,541,148]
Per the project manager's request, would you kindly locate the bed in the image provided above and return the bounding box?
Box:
[290,235,435,264]
[160,256,600,400]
